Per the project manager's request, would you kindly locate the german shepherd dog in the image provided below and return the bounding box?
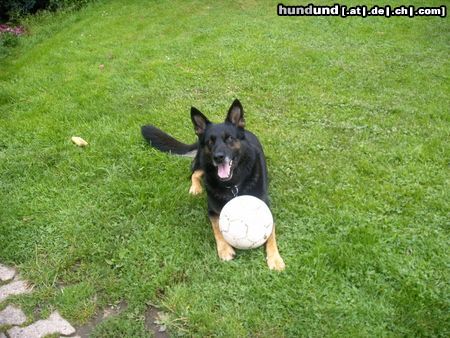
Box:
[141,99,285,270]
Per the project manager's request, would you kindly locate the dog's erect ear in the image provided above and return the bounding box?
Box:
[226,99,245,128]
[191,107,210,136]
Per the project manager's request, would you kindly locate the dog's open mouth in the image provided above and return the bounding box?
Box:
[217,159,234,181]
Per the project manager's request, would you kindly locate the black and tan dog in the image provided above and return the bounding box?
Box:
[141,99,285,271]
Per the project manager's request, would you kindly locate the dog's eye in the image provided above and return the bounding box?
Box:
[225,135,234,143]
[207,138,215,147]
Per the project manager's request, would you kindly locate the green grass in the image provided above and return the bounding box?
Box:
[0,0,449,336]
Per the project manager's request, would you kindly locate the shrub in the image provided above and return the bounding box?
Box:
[0,0,94,22]
[0,31,19,48]
[48,0,93,11]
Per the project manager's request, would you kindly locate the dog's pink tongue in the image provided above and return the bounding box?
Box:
[218,162,231,179]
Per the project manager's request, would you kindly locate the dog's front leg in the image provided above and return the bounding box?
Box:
[209,215,236,261]
[266,225,285,271]
[189,169,204,195]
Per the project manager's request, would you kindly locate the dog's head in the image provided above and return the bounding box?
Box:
[191,99,246,182]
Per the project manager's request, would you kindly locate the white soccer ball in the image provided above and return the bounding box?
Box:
[219,195,274,250]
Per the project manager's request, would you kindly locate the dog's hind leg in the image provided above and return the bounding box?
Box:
[189,169,204,195]
[266,225,285,271]
[209,215,236,261]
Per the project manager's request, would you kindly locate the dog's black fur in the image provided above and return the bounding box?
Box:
[142,99,269,212]
[141,99,285,270]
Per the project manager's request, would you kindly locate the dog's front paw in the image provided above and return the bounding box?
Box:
[218,243,236,261]
[189,184,203,195]
[267,253,285,271]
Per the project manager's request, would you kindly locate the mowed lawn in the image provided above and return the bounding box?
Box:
[0,0,448,336]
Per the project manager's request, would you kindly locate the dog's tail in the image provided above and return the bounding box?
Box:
[141,125,197,157]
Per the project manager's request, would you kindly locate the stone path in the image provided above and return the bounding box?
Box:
[1,263,168,337]
[0,263,78,338]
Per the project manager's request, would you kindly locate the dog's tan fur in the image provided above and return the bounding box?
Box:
[209,215,236,261]
[189,169,204,195]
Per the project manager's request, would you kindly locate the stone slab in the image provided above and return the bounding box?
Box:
[0,264,16,282]
[0,305,27,325]
[0,280,32,303]
[8,311,75,338]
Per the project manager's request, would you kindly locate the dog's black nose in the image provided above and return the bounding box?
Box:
[213,152,225,163]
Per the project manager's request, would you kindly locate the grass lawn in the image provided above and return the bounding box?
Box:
[0,0,449,336]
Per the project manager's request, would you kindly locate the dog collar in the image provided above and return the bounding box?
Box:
[226,185,239,197]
